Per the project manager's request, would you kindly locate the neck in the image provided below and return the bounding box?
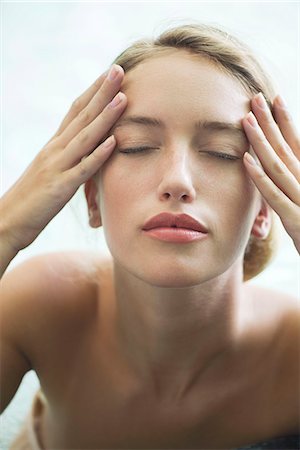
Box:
[109,259,252,400]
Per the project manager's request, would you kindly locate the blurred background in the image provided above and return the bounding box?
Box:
[1,1,299,448]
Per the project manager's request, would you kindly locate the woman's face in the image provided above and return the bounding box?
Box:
[97,51,262,287]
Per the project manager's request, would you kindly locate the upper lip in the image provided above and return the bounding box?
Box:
[142,213,208,233]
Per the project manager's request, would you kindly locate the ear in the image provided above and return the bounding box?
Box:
[251,198,272,239]
[84,179,102,228]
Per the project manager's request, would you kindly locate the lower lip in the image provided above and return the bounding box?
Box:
[142,227,208,243]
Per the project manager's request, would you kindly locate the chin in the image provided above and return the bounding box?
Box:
[134,264,215,288]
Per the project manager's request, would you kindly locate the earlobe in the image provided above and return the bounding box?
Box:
[251,200,272,240]
[84,179,102,228]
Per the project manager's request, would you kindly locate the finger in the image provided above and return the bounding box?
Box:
[251,93,297,160]
[85,65,125,121]
[48,70,109,141]
[250,93,299,182]
[61,92,127,169]
[273,95,300,158]
[243,151,300,231]
[57,65,124,147]
[65,135,117,186]
[242,112,300,197]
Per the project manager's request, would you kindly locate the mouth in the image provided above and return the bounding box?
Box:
[142,212,209,234]
[142,226,208,243]
[142,213,209,244]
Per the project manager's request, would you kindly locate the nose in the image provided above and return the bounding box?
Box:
[157,150,197,204]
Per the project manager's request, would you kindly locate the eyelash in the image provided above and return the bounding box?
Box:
[118,147,239,161]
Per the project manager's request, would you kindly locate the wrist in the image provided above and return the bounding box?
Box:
[0,221,21,257]
[0,229,19,278]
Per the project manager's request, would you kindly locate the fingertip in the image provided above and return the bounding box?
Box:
[275,94,287,109]
[244,151,256,166]
[102,135,116,148]
[115,64,125,76]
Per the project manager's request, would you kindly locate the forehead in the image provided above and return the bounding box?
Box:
[120,51,251,128]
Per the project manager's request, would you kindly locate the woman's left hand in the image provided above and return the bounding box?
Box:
[242,93,300,254]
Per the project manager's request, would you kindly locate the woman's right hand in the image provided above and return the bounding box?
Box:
[0,64,127,253]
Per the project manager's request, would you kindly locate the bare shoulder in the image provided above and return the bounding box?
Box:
[245,282,299,320]
[246,282,299,352]
[1,250,105,308]
[0,250,109,365]
[246,283,299,432]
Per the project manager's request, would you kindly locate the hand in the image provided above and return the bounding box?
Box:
[0,65,127,252]
[242,93,300,254]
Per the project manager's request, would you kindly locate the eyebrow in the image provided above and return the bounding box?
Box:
[113,115,247,139]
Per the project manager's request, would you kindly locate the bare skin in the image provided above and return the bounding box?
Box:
[1,50,299,450]
[2,251,298,449]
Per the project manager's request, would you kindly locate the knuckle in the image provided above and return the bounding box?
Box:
[257,133,266,145]
[263,113,273,125]
[276,144,290,158]
[44,135,61,151]
[88,148,97,160]
[270,187,283,203]
[71,97,82,113]
[282,109,292,122]
[93,76,103,89]
[272,160,285,174]
[77,159,89,179]
[90,147,102,161]
[94,91,105,108]
[77,108,91,124]
[77,129,89,144]
[36,147,52,164]
[257,167,267,179]
[255,128,266,144]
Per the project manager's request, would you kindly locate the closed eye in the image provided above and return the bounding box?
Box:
[207,151,239,161]
[118,147,240,161]
[118,146,156,154]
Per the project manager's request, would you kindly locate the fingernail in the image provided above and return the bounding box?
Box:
[276,95,287,108]
[244,152,257,166]
[255,92,267,109]
[246,112,257,127]
[109,92,123,108]
[102,135,115,148]
[108,65,119,81]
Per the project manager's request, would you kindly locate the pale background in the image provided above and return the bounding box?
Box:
[0,1,299,448]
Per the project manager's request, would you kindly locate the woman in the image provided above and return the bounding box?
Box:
[0,23,299,449]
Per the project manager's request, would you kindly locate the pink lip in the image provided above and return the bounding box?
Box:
[142,212,209,244]
[142,227,208,243]
[142,212,208,233]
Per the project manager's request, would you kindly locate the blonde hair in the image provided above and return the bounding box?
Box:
[111,23,280,281]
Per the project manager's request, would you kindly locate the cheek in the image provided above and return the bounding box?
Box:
[233,166,259,213]
[203,160,256,200]
[98,161,143,231]
[209,166,259,234]
[98,162,149,261]
[224,170,256,208]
